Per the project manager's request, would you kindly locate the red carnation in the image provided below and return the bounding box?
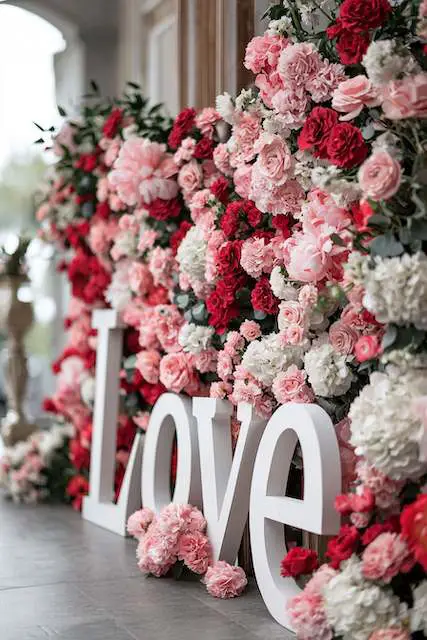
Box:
[251,277,279,315]
[216,273,247,303]
[170,221,192,255]
[272,214,291,239]
[103,108,123,138]
[210,176,230,204]
[327,123,369,169]
[339,0,392,32]
[221,202,242,237]
[148,197,181,221]
[244,200,262,228]
[326,525,360,569]
[351,200,374,232]
[400,493,427,571]
[168,107,196,149]
[336,30,370,65]
[362,519,399,546]
[126,329,140,354]
[217,240,242,276]
[298,107,339,159]
[69,439,90,471]
[194,137,214,160]
[146,285,169,306]
[95,201,111,220]
[206,290,240,334]
[280,547,319,578]
[140,382,167,406]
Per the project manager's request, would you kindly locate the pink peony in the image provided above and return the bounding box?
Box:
[278,42,322,85]
[358,151,402,201]
[127,508,154,539]
[240,320,261,341]
[272,365,314,405]
[253,133,293,186]
[382,73,427,120]
[332,75,380,120]
[369,629,410,640]
[159,353,193,393]
[109,137,178,206]
[178,532,212,574]
[136,350,161,384]
[204,561,247,599]
[329,321,358,355]
[362,533,415,583]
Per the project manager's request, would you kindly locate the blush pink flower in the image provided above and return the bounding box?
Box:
[354,335,381,362]
[210,381,233,399]
[109,137,178,206]
[382,73,427,120]
[362,533,415,583]
[204,561,247,599]
[281,324,306,346]
[329,321,358,355]
[213,144,233,176]
[178,532,212,574]
[369,629,410,640]
[306,61,347,103]
[244,33,286,74]
[253,133,293,186]
[129,262,153,296]
[178,160,203,201]
[149,247,176,288]
[240,237,275,279]
[287,591,333,640]
[272,365,314,405]
[133,411,150,431]
[159,353,193,393]
[89,219,117,256]
[358,151,402,201]
[224,332,245,357]
[136,350,161,384]
[356,461,404,511]
[233,113,262,163]
[173,137,196,165]
[194,349,217,374]
[332,75,380,120]
[251,176,304,215]
[127,508,154,539]
[233,164,253,199]
[278,42,322,85]
[240,320,261,341]
[136,533,177,577]
[195,107,220,136]
[278,301,307,331]
[138,229,158,252]
[217,351,234,381]
[271,87,309,129]
[155,305,184,353]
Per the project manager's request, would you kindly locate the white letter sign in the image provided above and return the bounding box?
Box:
[249,403,341,630]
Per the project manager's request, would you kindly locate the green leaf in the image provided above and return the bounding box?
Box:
[176,293,190,309]
[90,80,99,93]
[191,302,208,323]
[369,234,404,258]
[124,355,137,370]
[254,310,267,321]
[57,105,67,117]
[368,214,390,229]
[330,233,346,247]
[126,81,140,89]
[410,219,427,240]
[381,325,397,351]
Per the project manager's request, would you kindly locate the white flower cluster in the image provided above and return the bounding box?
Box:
[411,581,427,634]
[304,341,353,397]
[241,334,303,387]
[215,93,235,125]
[363,39,419,85]
[270,266,299,300]
[323,556,407,640]
[80,374,96,408]
[349,367,427,480]
[363,252,427,330]
[177,226,208,286]
[105,260,133,311]
[178,323,214,354]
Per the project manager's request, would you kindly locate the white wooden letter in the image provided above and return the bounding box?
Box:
[82,309,142,535]
[250,403,341,630]
[193,398,266,563]
[142,393,202,513]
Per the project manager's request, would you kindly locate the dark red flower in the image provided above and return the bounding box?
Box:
[206,290,240,334]
[194,137,214,160]
[66,475,89,511]
[69,439,90,471]
[326,525,360,569]
[140,382,167,406]
[339,0,392,32]
[148,197,181,221]
[126,329,140,354]
[272,214,291,239]
[170,221,192,255]
[103,108,123,138]
[362,519,399,546]
[251,277,279,315]
[327,123,369,169]
[42,397,57,413]
[335,30,370,65]
[95,201,111,220]
[280,548,319,578]
[401,493,427,571]
[298,107,339,159]
[210,176,230,204]
[216,273,247,303]
[168,108,196,149]
[217,240,243,276]
[75,153,98,173]
[146,285,169,306]
[116,418,136,450]
[245,200,262,228]
[221,203,241,237]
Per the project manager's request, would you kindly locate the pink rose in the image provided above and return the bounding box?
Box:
[362,533,415,583]
[240,320,261,341]
[332,75,380,120]
[159,353,193,393]
[358,151,402,201]
[282,324,306,346]
[278,301,307,331]
[382,73,427,120]
[136,350,161,384]
[369,629,410,640]
[178,532,212,574]
[329,321,358,355]
[253,133,293,186]
[354,335,381,362]
[127,508,154,539]
[278,42,321,85]
[272,365,314,405]
[178,160,203,199]
[204,561,247,599]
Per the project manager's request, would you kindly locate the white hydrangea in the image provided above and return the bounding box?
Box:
[177,226,207,286]
[81,375,96,408]
[324,556,408,640]
[105,260,132,311]
[241,333,303,387]
[349,367,427,480]
[304,341,353,397]
[411,581,427,634]
[178,323,214,354]
[270,266,299,301]
[363,39,419,85]
[215,92,235,124]
[363,253,427,330]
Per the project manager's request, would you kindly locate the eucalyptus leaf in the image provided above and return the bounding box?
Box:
[254,310,267,321]
[191,301,208,323]
[369,234,404,257]
[124,355,137,370]
[176,293,190,309]
[381,324,398,351]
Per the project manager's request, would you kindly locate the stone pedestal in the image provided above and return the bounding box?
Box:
[0,276,37,446]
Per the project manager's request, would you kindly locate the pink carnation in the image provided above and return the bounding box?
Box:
[272,365,314,405]
[233,113,262,163]
[213,144,233,176]
[149,247,176,288]
[278,42,321,85]
[159,353,193,393]
[362,533,415,583]
[155,305,184,353]
[369,629,410,640]
[332,75,380,120]
[306,62,347,103]
[240,237,275,279]
[240,320,261,341]
[136,533,177,577]
[136,350,161,384]
[195,107,220,137]
[204,561,247,599]
[210,381,233,399]
[129,262,153,296]
[127,508,154,539]
[234,164,253,199]
[358,151,402,202]
[244,33,286,74]
[178,532,212,574]
[251,176,304,216]
[287,591,333,640]
[356,461,404,510]
[173,137,196,165]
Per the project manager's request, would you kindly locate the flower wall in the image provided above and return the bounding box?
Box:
[3,0,426,633]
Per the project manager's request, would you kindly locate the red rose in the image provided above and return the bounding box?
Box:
[194,137,214,160]
[362,519,399,546]
[210,176,230,204]
[400,493,427,571]
[148,197,181,221]
[217,240,243,276]
[168,107,196,149]
[170,221,192,255]
[298,107,339,159]
[339,0,392,32]
[251,277,279,315]
[336,30,370,65]
[103,108,123,138]
[280,547,319,578]
[326,525,360,569]
[327,123,369,169]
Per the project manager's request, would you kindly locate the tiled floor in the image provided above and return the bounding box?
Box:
[0,500,293,639]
